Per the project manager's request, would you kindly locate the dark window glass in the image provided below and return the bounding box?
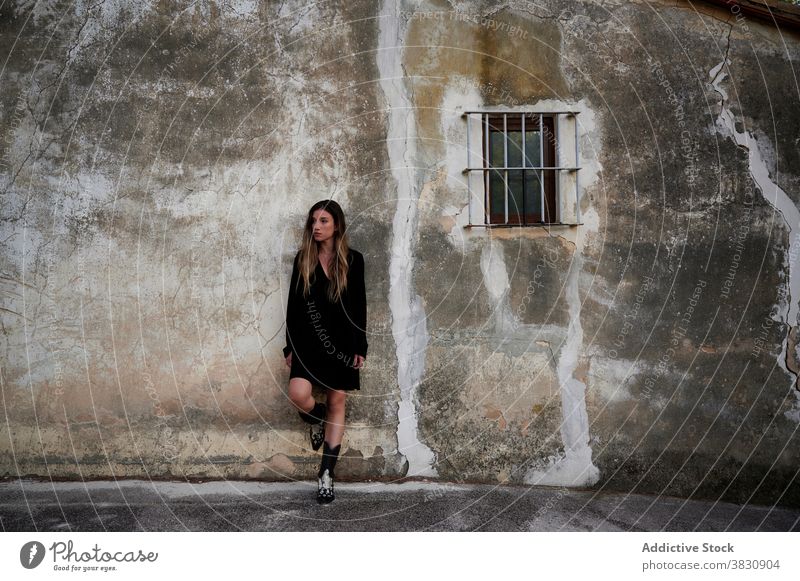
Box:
[483,114,556,224]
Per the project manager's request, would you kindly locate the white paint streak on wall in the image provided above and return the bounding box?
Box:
[441,203,470,248]
[525,208,601,487]
[710,59,800,420]
[439,82,482,248]
[480,239,516,334]
[378,0,437,477]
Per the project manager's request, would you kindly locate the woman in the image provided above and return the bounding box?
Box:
[283,199,368,504]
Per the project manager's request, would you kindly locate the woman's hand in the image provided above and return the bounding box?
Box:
[285,352,292,369]
[353,354,365,369]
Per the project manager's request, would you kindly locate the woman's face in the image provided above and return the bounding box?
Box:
[311,209,336,245]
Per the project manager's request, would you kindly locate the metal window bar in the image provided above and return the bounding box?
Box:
[521,114,526,224]
[463,166,581,170]
[503,113,508,224]
[464,166,580,170]
[553,115,564,222]
[539,113,544,224]
[484,114,489,224]
[574,112,581,225]
[466,114,471,225]
[463,110,581,115]
[462,111,582,227]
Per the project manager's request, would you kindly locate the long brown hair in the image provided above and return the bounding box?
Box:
[296,199,350,303]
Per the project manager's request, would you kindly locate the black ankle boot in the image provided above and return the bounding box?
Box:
[298,403,326,451]
[318,442,341,478]
[317,468,334,504]
[298,402,326,424]
[316,442,341,504]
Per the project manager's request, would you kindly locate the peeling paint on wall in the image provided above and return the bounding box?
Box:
[378,0,437,477]
[524,208,601,487]
[709,58,800,421]
[480,239,517,334]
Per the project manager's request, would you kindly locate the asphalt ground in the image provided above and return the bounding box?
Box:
[1,479,798,532]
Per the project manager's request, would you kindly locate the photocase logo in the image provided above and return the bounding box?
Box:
[20,541,46,569]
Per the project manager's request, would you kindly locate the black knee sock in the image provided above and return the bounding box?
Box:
[299,402,326,425]
[318,441,341,478]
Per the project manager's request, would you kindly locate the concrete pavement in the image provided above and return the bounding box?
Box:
[1,479,798,532]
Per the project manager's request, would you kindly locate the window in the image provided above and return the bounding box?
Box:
[462,111,582,227]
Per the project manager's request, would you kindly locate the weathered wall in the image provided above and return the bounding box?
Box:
[1,0,799,507]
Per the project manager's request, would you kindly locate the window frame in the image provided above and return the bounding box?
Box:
[463,110,582,228]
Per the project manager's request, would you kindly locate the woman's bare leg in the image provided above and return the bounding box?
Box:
[288,377,315,413]
[324,388,347,446]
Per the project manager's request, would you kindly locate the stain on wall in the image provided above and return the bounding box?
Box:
[1,0,799,507]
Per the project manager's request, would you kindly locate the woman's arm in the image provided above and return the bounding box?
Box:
[352,251,368,358]
[283,253,300,359]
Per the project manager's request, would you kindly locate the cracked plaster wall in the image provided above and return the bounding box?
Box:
[1,0,799,506]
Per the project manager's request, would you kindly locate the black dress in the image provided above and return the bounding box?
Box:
[283,248,368,390]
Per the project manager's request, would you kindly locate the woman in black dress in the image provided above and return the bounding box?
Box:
[283,199,368,504]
